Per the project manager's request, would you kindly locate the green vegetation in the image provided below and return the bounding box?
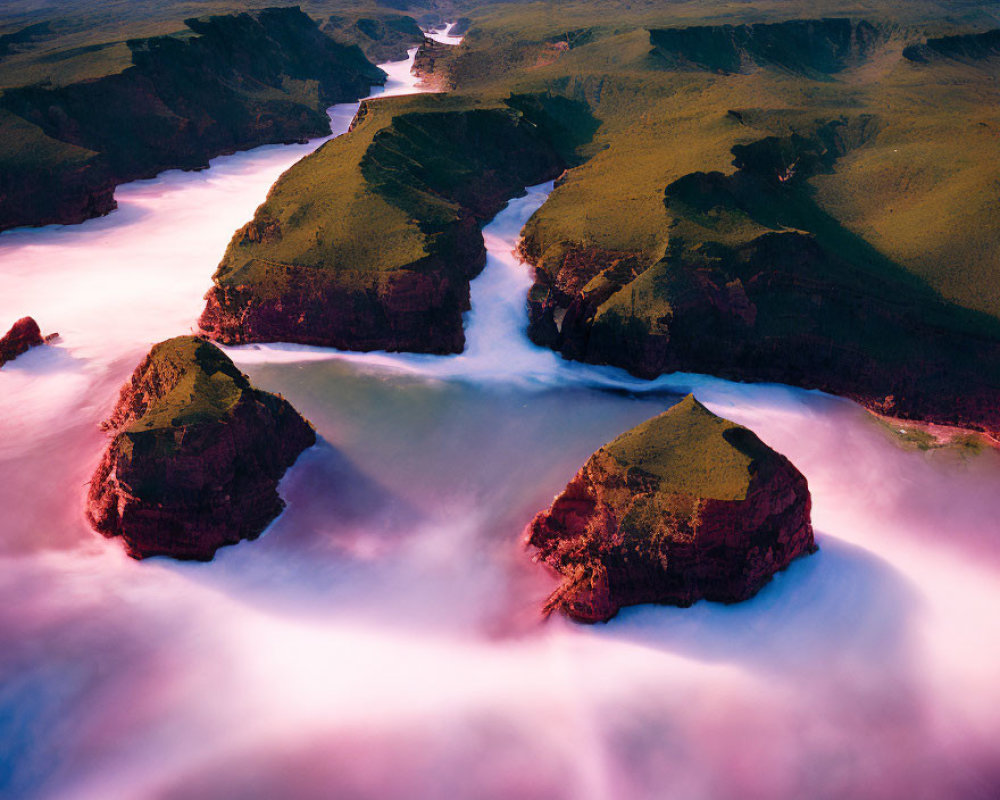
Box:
[124,336,249,434]
[114,334,310,462]
[213,93,435,292]
[432,2,1000,320]
[212,90,589,293]
[0,1,429,89]
[0,108,100,171]
[0,5,396,230]
[604,394,773,501]
[3,0,999,432]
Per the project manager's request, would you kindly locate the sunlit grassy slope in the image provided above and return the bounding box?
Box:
[434,0,1000,320]
[212,89,591,294]
[604,394,772,502]
[212,93,458,293]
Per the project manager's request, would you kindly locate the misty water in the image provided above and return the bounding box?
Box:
[2,38,1000,800]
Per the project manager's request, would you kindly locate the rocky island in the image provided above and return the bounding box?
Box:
[86,336,315,560]
[0,316,47,367]
[527,395,815,623]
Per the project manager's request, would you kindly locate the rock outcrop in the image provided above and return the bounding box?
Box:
[86,336,315,560]
[412,37,457,90]
[903,28,1000,64]
[0,316,45,366]
[200,216,487,353]
[0,7,385,232]
[527,395,815,622]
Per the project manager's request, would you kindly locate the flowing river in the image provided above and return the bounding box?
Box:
[2,36,1000,800]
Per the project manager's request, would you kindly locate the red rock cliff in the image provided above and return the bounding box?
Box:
[527,395,815,623]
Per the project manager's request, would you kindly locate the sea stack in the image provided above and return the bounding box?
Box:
[0,316,46,367]
[86,336,315,560]
[527,395,815,622]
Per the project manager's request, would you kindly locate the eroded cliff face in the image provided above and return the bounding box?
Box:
[86,336,315,560]
[412,38,457,90]
[903,28,1000,64]
[0,138,117,230]
[200,216,486,353]
[523,119,1000,440]
[201,100,578,353]
[527,395,815,623]
[0,7,384,232]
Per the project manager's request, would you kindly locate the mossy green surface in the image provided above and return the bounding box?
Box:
[603,394,772,501]
[211,93,483,293]
[0,2,431,89]
[0,108,100,169]
[124,336,248,435]
[323,13,424,62]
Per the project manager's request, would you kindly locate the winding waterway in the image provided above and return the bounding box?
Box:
[2,35,1000,800]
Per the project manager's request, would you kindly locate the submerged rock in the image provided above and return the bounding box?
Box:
[86,336,315,560]
[527,395,815,622]
[0,316,45,366]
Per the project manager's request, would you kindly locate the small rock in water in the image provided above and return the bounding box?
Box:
[0,316,46,367]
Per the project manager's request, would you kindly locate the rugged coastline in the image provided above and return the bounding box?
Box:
[521,119,1000,440]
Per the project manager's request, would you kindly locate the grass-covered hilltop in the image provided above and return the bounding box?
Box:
[87,336,316,560]
[194,0,1000,437]
[527,394,815,622]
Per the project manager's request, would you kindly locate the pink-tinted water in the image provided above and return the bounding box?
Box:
[1,34,1000,800]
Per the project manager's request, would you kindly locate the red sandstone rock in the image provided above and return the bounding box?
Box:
[0,317,45,367]
[526,395,815,622]
[522,231,1000,441]
[199,217,486,354]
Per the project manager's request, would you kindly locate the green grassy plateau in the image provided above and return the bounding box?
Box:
[604,394,774,501]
